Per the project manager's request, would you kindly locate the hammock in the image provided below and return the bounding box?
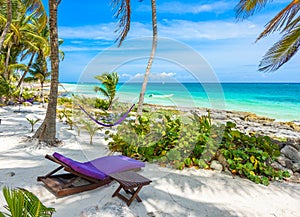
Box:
[16,96,36,104]
[78,104,135,127]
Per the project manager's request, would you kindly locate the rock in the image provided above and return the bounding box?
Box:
[281,145,300,163]
[292,163,300,173]
[210,160,223,172]
[286,138,300,151]
[6,172,15,177]
[276,156,293,168]
[271,162,293,176]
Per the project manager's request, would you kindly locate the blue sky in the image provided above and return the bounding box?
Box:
[42,0,300,83]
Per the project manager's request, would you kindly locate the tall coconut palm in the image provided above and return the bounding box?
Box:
[33,0,60,145]
[136,0,157,118]
[94,72,119,110]
[32,0,132,145]
[236,0,300,72]
[0,0,47,80]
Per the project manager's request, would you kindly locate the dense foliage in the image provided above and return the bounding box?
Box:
[108,110,290,185]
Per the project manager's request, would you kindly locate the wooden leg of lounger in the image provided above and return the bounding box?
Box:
[37,166,63,181]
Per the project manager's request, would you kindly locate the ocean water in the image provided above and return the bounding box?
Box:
[60,82,300,122]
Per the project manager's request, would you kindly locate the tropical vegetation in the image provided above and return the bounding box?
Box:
[108,110,290,185]
[0,0,48,102]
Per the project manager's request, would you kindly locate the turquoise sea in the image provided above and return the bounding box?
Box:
[60,82,300,122]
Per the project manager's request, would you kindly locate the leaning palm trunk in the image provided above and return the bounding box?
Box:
[33,0,60,145]
[136,0,157,119]
[0,0,12,49]
[17,52,36,88]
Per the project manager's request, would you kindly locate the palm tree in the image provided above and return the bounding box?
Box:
[33,0,60,145]
[94,72,119,110]
[136,0,157,118]
[25,56,50,104]
[0,0,47,80]
[235,0,300,72]
[33,0,130,145]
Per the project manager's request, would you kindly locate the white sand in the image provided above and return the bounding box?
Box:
[0,105,300,217]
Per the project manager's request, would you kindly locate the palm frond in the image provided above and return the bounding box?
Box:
[259,23,300,71]
[257,0,300,41]
[111,0,131,46]
[2,187,55,217]
[235,0,269,20]
[94,86,110,98]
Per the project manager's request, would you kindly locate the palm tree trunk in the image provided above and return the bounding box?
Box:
[136,0,157,119]
[33,0,60,145]
[17,52,36,88]
[0,0,12,49]
[4,44,11,79]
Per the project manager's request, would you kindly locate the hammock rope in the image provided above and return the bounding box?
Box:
[16,95,37,104]
[78,103,135,127]
[58,83,136,127]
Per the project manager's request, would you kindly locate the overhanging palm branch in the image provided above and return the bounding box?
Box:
[236,0,300,72]
[259,23,300,71]
[111,0,131,46]
[235,0,269,19]
[256,0,300,41]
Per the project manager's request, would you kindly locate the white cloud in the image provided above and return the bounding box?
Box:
[59,23,116,40]
[131,72,176,81]
[120,73,131,77]
[159,19,261,40]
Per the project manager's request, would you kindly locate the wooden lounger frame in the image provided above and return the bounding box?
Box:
[37,154,111,197]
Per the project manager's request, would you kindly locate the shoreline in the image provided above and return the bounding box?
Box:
[60,82,300,123]
[1,103,300,216]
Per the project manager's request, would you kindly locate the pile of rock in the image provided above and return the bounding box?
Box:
[272,138,300,182]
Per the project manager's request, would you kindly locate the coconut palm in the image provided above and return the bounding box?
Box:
[136,0,157,118]
[33,0,60,145]
[94,72,119,110]
[0,0,47,80]
[235,0,300,72]
[34,0,156,145]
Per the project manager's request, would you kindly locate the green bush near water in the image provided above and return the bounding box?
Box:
[108,111,290,185]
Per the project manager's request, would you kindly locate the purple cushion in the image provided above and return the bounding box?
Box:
[86,155,145,175]
[52,152,145,180]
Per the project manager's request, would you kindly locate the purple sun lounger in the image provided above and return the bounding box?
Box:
[37,152,145,197]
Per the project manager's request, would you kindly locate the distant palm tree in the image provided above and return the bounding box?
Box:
[94,72,119,109]
[235,0,300,72]
[25,56,50,104]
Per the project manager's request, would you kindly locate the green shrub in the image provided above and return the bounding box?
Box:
[108,111,290,185]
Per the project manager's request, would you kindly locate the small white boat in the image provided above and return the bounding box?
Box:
[149,94,174,98]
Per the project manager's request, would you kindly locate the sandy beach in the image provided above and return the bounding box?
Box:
[0,104,300,217]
